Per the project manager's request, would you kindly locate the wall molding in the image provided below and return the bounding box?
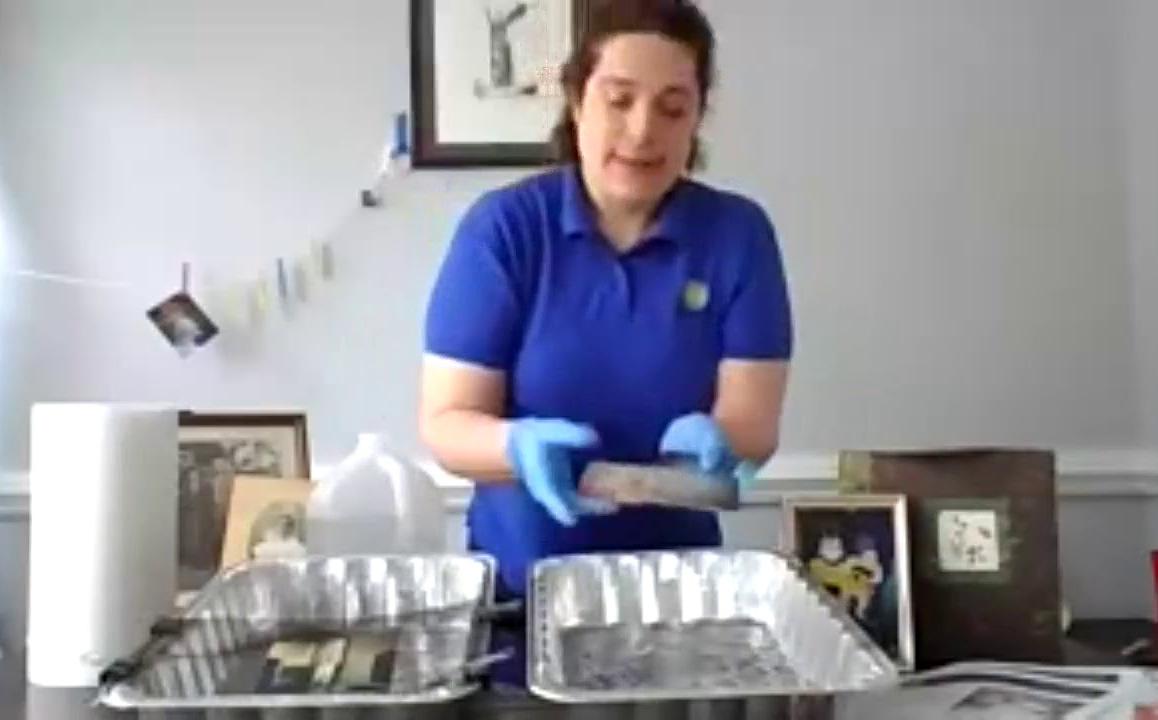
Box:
[0,472,28,496]
[3,449,1158,518]
[424,449,1158,508]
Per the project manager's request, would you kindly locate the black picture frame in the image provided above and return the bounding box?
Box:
[410,0,593,168]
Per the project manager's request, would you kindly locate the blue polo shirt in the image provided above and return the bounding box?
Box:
[424,165,793,596]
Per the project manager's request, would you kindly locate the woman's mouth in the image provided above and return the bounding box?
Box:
[611,154,664,172]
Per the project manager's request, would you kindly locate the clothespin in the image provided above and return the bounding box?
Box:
[226,283,250,328]
[252,277,271,319]
[293,257,309,303]
[312,241,335,281]
[392,111,410,161]
[276,258,290,313]
[361,112,411,207]
[321,242,334,280]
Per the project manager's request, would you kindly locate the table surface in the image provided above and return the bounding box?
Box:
[2,620,1152,720]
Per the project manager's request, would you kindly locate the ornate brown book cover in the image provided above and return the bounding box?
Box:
[838,449,1061,669]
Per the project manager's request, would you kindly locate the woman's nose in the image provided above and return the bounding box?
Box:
[625,104,659,147]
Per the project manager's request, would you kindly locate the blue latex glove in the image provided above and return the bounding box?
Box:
[506,418,614,526]
[659,413,760,486]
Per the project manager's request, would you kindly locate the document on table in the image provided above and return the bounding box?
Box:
[835,662,1158,720]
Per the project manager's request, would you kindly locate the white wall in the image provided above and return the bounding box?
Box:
[1122,1,1158,558]
[702,0,1138,453]
[1124,0,1158,451]
[0,0,1142,472]
[0,0,520,470]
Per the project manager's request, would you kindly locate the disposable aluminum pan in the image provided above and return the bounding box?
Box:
[98,554,498,711]
[529,549,899,703]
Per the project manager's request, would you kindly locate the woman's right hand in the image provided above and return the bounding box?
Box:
[505,418,615,526]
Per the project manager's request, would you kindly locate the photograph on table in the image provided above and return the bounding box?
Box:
[219,474,313,571]
[782,493,915,670]
[948,685,1080,719]
[177,411,310,595]
[410,0,592,166]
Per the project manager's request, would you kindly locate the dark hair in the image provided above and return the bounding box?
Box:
[549,0,716,170]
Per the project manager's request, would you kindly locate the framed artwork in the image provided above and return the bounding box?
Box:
[782,494,915,671]
[919,497,1013,585]
[177,411,310,594]
[410,0,593,167]
[220,474,313,571]
[834,449,1062,666]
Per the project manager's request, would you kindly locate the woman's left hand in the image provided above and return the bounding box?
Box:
[659,412,738,476]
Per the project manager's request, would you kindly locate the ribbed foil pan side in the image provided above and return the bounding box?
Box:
[99,553,495,709]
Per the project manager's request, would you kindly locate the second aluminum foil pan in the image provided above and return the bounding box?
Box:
[529,549,899,703]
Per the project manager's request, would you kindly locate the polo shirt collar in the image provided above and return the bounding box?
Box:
[561,165,600,239]
[561,165,698,247]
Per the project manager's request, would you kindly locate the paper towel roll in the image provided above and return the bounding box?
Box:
[27,403,178,687]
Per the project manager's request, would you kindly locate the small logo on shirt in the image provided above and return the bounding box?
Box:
[682,280,710,312]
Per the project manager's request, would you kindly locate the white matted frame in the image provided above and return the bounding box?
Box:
[410,0,593,167]
[782,493,915,671]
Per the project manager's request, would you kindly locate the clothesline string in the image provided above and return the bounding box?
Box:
[2,268,133,291]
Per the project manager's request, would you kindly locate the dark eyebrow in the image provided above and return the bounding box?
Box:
[597,76,694,99]
[597,76,638,90]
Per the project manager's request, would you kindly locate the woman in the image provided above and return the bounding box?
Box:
[421,0,792,598]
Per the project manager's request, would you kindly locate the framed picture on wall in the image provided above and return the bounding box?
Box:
[176,411,310,596]
[782,494,915,671]
[410,0,593,167]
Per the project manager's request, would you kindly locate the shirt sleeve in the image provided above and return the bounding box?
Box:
[722,203,794,360]
[424,195,524,370]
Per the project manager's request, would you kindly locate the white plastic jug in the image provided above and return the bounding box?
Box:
[306,433,446,556]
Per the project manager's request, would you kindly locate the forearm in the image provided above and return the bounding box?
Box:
[714,411,779,466]
[421,408,516,483]
[712,359,788,466]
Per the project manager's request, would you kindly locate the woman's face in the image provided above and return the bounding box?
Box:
[572,32,701,212]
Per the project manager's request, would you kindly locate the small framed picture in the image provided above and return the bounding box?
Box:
[177,411,310,594]
[409,0,593,167]
[782,494,915,671]
[220,474,313,571]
